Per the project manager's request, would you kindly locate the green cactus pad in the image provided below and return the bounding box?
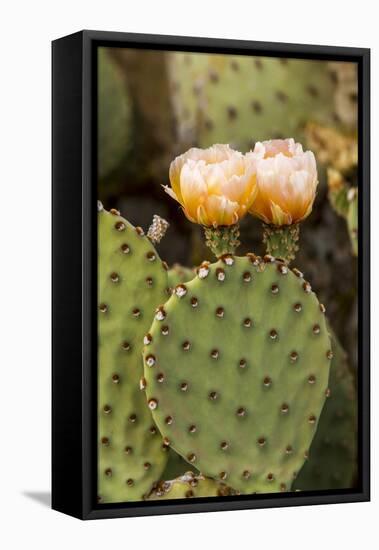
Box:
[294,331,357,490]
[146,472,235,500]
[168,264,195,289]
[347,189,358,256]
[98,49,131,180]
[162,449,199,481]
[143,255,331,494]
[327,172,358,257]
[169,53,338,151]
[98,204,170,503]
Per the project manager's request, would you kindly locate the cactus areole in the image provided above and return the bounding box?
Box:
[204,224,241,257]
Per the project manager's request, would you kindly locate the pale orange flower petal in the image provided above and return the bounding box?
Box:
[204,195,240,227]
[165,144,258,227]
[248,139,318,225]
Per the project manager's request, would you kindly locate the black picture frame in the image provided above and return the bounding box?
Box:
[52,30,370,520]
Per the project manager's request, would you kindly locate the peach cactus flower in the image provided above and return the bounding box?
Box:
[248,139,318,226]
[164,144,258,227]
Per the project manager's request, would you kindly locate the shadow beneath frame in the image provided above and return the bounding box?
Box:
[23,491,51,508]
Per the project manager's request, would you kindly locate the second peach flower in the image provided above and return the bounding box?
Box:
[248,138,318,226]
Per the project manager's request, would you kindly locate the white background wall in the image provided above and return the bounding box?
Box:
[0,1,376,548]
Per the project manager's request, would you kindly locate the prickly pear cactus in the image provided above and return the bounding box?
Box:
[143,254,332,494]
[327,169,358,256]
[347,189,358,256]
[98,203,170,503]
[168,264,195,289]
[294,331,357,490]
[328,62,358,130]
[162,449,198,481]
[146,472,234,500]
[98,49,131,181]
[169,53,338,151]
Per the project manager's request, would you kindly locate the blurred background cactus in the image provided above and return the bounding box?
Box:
[97,47,359,499]
[98,49,132,183]
[169,54,337,150]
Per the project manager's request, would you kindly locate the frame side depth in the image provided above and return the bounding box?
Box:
[52,31,85,519]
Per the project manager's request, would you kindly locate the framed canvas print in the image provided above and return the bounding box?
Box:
[52,30,370,520]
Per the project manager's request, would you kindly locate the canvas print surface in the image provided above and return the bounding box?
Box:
[97,47,358,504]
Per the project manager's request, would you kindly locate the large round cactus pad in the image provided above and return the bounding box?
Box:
[143,255,332,494]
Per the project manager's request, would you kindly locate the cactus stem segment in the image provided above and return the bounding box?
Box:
[262,223,300,264]
[204,224,240,258]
